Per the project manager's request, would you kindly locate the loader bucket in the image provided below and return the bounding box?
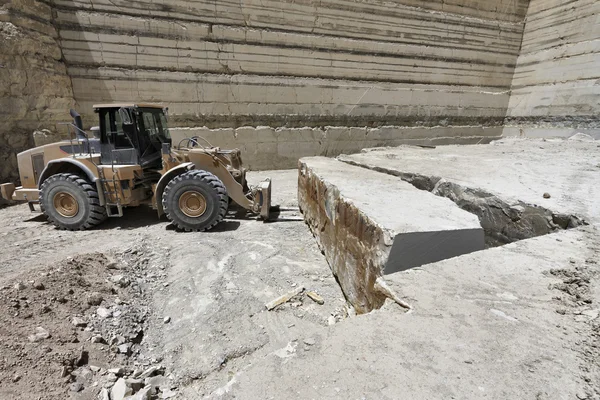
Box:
[258,178,272,220]
[0,183,16,201]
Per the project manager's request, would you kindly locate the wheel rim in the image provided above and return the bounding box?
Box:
[53,191,79,218]
[179,190,207,218]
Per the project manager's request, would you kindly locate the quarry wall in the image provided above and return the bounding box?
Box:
[52,0,527,170]
[1,0,598,181]
[504,0,600,138]
[0,0,75,183]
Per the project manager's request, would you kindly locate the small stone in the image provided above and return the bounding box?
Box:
[97,307,112,319]
[12,374,21,383]
[75,350,88,366]
[111,378,133,400]
[40,305,51,314]
[303,337,316,346]
[87,292,104,306]
[543,192,551,199]
[90,365,101,372]
[14,282,26,290]
[72,317,87,327]
[576,391,588,399]
[100,388,110,400]
[163,316,171,324]
[160,389,178,399]
[108,368,125,376]
[118,343,132,355]
[106,262,119,270]
[28,326,51,342]
[306,291,325,305]
[91,335,106,344]
[131,386,153,400]
[144,375,168,389]
[327,316,336,325]
[111,275,130,288]
[70,382,84,392]
[60,366,70,377]
[75,367,94,383]
[33,282,45,290]
[139,366,161,379]
[112,335,127,345]
[125,378,144,392]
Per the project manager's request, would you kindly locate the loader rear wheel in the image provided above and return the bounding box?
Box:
[162,170,229,232]
[40,173,107,230]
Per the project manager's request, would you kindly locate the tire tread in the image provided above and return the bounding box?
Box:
[40,173,108,231]
[161,170,228,232]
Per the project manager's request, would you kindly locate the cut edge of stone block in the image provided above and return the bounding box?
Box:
[298,156,484,314]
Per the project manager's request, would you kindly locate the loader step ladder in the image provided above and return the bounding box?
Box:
[98,169,124,217]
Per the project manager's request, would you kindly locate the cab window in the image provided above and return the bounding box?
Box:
[100,109,133,149]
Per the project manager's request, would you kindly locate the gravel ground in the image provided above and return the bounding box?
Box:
[0,138,599,400]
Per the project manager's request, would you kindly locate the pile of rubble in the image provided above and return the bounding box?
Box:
[0,244,177,400]
[73,364,176,400]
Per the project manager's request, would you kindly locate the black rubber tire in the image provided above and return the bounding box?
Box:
[162,170,229,232]
[40,173,107,230]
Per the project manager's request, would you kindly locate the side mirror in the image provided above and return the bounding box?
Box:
[118,108,133,125]
[163,107,169,121]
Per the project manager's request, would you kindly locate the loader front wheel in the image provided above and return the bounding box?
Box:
[40,173,107,230]
[162,170,229,232]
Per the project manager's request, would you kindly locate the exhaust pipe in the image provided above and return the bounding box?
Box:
[69,109,85,139]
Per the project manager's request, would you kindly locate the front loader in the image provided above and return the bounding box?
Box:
[0,104,272,231]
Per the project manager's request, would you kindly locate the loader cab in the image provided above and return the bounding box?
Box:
[94,103,171,169]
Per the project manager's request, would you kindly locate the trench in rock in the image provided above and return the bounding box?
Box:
[339,159,587,248]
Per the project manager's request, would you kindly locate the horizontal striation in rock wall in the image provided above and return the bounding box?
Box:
[58,23,516,88]
[69,66,510,129]
[521,0,599,53]
[51,0,523,129]
[53,0,528,38]
[506,0,600,125]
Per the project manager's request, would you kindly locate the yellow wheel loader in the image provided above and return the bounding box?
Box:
[0,104,272,231]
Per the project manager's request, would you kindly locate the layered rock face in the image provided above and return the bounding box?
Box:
[5,0,596,181]
[0,0,75,184]
[505,0,600,138]
[53,0,527,137]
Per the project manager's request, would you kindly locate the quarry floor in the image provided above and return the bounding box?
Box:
[0,137,599,399]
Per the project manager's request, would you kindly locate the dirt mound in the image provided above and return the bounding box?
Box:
[0,250,171,399]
